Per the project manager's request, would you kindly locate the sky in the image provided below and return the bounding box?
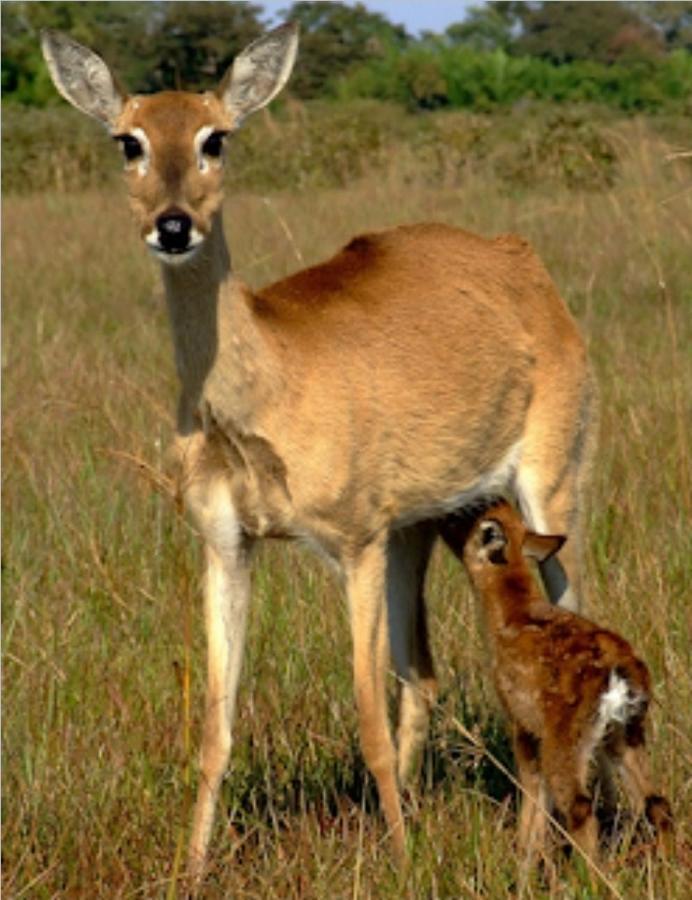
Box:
[261,1,475,37]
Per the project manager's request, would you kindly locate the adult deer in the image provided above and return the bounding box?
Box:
[42,23,596,880]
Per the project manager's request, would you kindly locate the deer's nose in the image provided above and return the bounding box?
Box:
[156,208,192,254]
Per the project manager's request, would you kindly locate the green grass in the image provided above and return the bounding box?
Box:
[2,113,690,897]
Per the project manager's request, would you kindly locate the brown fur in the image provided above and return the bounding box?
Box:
[41,25,598,883]
[441,501,673,867]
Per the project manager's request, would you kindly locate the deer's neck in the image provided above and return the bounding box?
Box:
[480,568,539,634]
[161,212,231,435]
[161,211,279,438]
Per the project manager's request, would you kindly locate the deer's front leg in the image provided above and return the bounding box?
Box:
[188,517,252,882]
[345,533,406,861]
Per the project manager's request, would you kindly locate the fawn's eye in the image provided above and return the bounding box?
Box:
[478,520,508,564]
[201,130,227,158]
[114,134,144,162]
[480,523,497,545]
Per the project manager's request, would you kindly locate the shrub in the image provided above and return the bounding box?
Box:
[0,100,630,196]
[337,46,692,113]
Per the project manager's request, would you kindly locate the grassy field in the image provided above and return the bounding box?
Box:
[2,111,691,898]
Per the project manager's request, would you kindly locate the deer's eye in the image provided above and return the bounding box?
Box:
[114,134,144,162]
[201,131,227,158]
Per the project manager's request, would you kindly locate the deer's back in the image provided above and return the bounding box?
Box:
[258,223,580,352]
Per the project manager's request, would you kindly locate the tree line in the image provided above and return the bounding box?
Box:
[3,1,691,110]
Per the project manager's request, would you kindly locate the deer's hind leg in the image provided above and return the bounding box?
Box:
[386,522,438,788]
[346,532,406,860]
[514,371,597,612]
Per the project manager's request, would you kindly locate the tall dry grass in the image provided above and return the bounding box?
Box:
[2,115,690,898]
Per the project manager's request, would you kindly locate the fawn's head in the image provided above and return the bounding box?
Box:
[443,500,566,579]
[41,25,298,265]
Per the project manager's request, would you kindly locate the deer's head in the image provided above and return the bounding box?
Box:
[41,25,298,265]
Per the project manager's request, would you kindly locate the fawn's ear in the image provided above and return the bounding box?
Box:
[217,22,298,127]
[41,30,125,127]
[522,532,566,562]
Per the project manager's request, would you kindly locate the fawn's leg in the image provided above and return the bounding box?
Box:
[542,738,599,865]
[513,726,548,860]
[386,522,438,787]
[188,492,253,882]
[345,531,406,861]
[614,718,674,853]
[594,747,619,812]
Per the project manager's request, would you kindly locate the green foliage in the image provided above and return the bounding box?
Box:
[513,0,663,63]
[1,1,266,103]
[278,1,410,98]
[2,1,153,103]
[139,1,265,92]
[338,44,692,112]
[628,1,692,52]
[445,2,517,52]
[3,0,691,116]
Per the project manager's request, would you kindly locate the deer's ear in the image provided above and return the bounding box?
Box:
[217,22,298,127]
[41,30,125,128]
[522,532,566,563]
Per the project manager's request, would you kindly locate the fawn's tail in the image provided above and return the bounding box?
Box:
[595,666,649,737]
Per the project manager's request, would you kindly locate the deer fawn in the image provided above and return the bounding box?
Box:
[441,500,673,868]
[41,24,596,880]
